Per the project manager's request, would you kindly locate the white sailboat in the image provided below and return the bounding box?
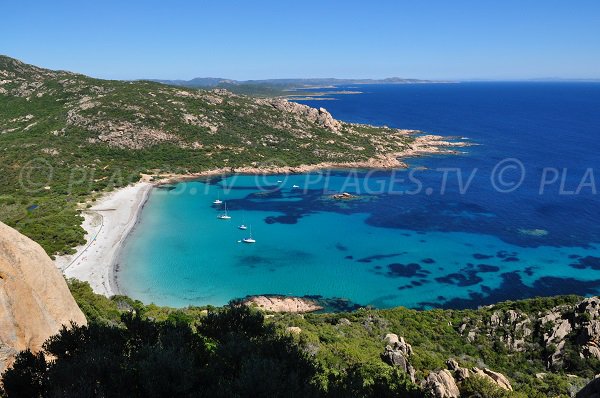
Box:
[213,193,223,205]
[217,202,231,219]
[238,224,248,230]
[242,226,256,243]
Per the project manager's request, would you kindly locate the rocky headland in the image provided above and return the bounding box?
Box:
[0,222,87,373]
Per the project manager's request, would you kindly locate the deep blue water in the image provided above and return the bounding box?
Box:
[119,82,600,309]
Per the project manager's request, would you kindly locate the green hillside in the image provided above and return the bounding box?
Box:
[0,56,419,255]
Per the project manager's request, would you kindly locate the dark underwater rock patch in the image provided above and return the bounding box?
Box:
[436,272,482,287]
[473,253,494,260]
[496,250,518,259]
[502,256,520,262]
[356,253,404,263]
[475,264,500,272]
[386,263,428,278]
[435,264,499,287]
[421,272,600,309]
[265,215,301,224]
[570,256,600,270]
[335,242,348,252]
[421,258,436,264]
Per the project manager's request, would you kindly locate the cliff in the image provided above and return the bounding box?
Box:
[0,222,86,374]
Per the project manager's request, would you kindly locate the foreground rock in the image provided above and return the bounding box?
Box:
[381,333,416,382]
[425,369,460,398]
[243,295,323,313]
[422,359,512,396]
[0,222,87,373]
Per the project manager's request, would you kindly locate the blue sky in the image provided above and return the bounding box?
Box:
[2,0,599,80]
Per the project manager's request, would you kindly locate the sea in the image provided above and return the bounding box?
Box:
[118,82,600,310]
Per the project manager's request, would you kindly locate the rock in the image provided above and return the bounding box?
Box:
[337,318,351,326]
[482,368,513,391]
[259,98,343,133]
[425,369,460,398]
[576,374,600,398]
[0,222,87,373]
[582,343,600,360]
[381,335,415,382]
[384,333,400,346]
[471,367,513,391]
[540,310,573,367]
[382,345,409,369]
[331,192,358,200]
[286,326,302,334]
[243,295,323,313]
[446,359,470,381]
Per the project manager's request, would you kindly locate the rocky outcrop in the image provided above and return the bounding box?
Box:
[260,98,343,133]
[471,367,513,391]
[0,222,87,373]
[422,359,512,396]
[457,297,600,372]
[425,369,460,398]
[381,333,415,382]
[243,295,323,313]
[446,359,470,381]
[459,308,532,352]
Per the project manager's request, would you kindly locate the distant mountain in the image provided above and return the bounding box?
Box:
[151,77,445,96]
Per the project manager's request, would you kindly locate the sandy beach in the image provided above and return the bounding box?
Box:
[55,182,153,296]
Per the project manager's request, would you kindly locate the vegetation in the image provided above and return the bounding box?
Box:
[1,282,592,397]
[0,55,415,256]
[152,77,437,97]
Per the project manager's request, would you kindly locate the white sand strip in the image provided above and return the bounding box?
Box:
[55,182,152,297]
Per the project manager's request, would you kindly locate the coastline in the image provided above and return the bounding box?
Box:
[55,181,153,296]
[157,134,470,185]
[54,133,470,299]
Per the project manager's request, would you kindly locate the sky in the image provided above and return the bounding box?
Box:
[2,0,599,81]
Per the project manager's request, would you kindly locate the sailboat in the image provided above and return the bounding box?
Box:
[242,225,256,243]
[238,223,248,230]
[213,193,223,205]
[217,202,231,219]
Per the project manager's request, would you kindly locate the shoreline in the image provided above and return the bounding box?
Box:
[55,181,153,296]
[54,134,470,300]
[157,134,470,185]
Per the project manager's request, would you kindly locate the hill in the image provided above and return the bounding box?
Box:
[0,55,459,256]
[152,77,445,96]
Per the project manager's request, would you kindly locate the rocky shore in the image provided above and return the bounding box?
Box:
[243,295,323,313]
[156,133,470,185]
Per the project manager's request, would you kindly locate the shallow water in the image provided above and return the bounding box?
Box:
[119,82,600,309]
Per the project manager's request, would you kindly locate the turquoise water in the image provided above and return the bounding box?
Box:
[119,83,600,309]
[119,172,600,309]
